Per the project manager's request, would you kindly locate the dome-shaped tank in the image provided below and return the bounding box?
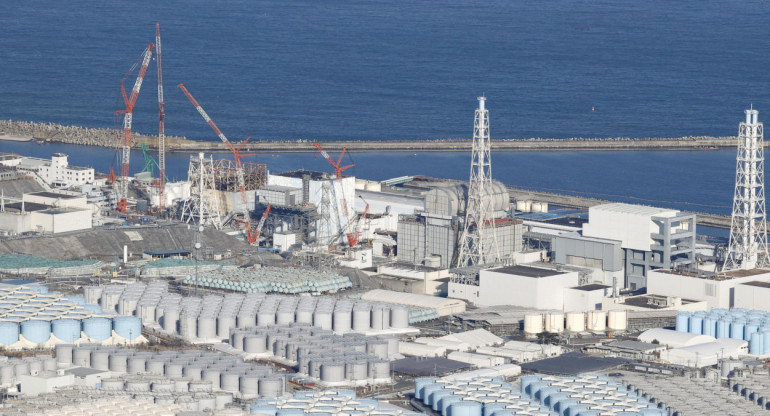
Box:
[113,316,142,340]
[82,317,112,341]
[0,321,20,346]
[20,320,51,344]
[51,319,81,343]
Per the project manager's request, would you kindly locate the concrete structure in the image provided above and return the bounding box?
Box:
[0,153,94,188]
[18,372,75,396]
[371,263,450,296]
[583,203,696,290]
[647,268,770,308]
[398,181,522,269]
[734,281,770,312]
[0,191,92,235]
[448,264,579,309]
[551,233,624,292]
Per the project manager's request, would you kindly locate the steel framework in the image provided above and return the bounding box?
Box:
[456,97,500,267]
[180,153,222,229]
[211,159,267,192]
[724,108,770,271]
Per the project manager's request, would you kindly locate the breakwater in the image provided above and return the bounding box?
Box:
[0,120,739,153]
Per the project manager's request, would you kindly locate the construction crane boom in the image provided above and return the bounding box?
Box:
[254,205,271,240]
[156,23,166,211]
[115,43,155,213]
[313,142,354,218]
[346,203,369,247]
[178,83,260,244]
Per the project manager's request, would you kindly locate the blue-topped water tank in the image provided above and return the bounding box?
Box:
[20,320,51,344]
[449,401,483,416]
[0,321,20,345]
[731,320,746,340]
[82,317,112,341]
[51,319,81,343]
[65,296,86,306]
[25,284,48,294]
[750,332,763,355]
[702,318,716,337]
[82,304,103,314]
[414,377,438,400]
[675,312,690,332]
[688,315,704,334]
[717,319,731,339]
[250,404,277,415]
[745,323,760,341]
[113,316,142,340]
[762,330,770,354]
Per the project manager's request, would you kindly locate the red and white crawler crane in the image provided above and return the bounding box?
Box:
[178,83,262,244]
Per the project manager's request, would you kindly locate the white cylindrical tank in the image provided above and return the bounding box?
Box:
[91,350,110,371]
[239,374,260,397]
[390,306,409,329]
[162,308,180,333]
[55,344,74,365]
[352,306,371,332]
[587,310,607,332]
[524,314,544,335]
[313,311,333,330]
[333,309,352,334]
[220,372,240,392]
[244,334,267,354]
[566,312,586,332]
[544,312,564,333]
[217,316,235,339]
[258,376,284,398]
[321,363,346,383]
[608,310,628,332]
[197,317,217,339]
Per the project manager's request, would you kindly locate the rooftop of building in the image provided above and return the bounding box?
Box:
[489,264,564,278]
[65,367,107,377]
[258,184,301,192]
[591,202,677,216]
[390,357,472,377]
[570,283,610,291]
[742,280,770,288]
[29,191,79,199]
[0,154,21,162]
[3,201,52,213]
[274,169,331,181]
[615,294,701,309]
[520,352,628,376]
[655,268,770,279]
[543,216,588,227]
[381,262,443,273]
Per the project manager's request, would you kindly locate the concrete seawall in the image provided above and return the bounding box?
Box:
[0,120,739,153]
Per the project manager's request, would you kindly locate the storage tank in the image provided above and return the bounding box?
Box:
[675,312,691,332]
[239,374,260,397]
[101,378,125,390]
[702,318,717,337]
[333,309,352,334]
[202,368,222,389]
[390,306,409,329]
[258,376,285,398]
[688,314,704,334]
[165,362,184,378]
[51,319,81,343]
[72,348,91,367]
[108,352,128,372]
[113,316,142,340]
[352,306,371,332]
[179,314,197,339]
[587,311,607,332]
[731,320,746,340]
[717,319,731,339]
[147,359,166,375]
[20,320,51,344]
[449,400,483,416]
[0,321,20,345]
[82,317,112,341]
[257,311,276,327]
[197,317,217,339]
[127,356,147,373]
[524,314,544,335]
[151,380,174,392]
[0,365,14,385]
[162,308,179,333]
[321,363,346,383]
[295,309,313,325]
[217,316,236,339]
[244,334,267,353]
[91,350,110,371]
[545,313,564,333]
[608,310,628,332]
[371,306,390,331]
[313,311,333,330]
[750,332,763,355]
[368,359,390,379]
[215,392,233,409]
[276,310,295,325]
[566,312,586,332]
[220,372,241,392]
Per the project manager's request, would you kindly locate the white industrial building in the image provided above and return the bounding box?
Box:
[266,170,356,245]
[449,264,580,309]
[0,191,93,235]
[647,268,770,309]
[582,203,697,290]
[0,153,94,188]
[638,328,749,368]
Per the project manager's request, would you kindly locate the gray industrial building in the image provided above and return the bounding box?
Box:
[397,181,523,269]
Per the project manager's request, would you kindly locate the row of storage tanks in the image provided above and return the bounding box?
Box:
[728,367,770,411]
[251,388,422,415]
[86,283,411,341]
[229,323,393,385]
[0,315,143,346]
[0,355,57,385]
[675,308,770,354]
[55,344,285,398]
[180,266,353,294]
[620,371,767,416]
[414,374,666,416]
[523,310,628,335]
[515,200,549,213]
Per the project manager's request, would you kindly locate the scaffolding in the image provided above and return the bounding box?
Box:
[211,159,266,192]
[179,153,222,229]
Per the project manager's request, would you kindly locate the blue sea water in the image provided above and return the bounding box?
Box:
[1,0,768,218]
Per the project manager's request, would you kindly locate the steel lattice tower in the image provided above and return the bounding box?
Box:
[457,97,500,267]
[724,108,770,271]
[180,153,223,229]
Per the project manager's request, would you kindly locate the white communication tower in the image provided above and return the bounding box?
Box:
[724,108,770,271]
[457,96,500,267]
[180,152,222,229]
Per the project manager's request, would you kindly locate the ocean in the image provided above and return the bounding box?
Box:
[1,0,769,218]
